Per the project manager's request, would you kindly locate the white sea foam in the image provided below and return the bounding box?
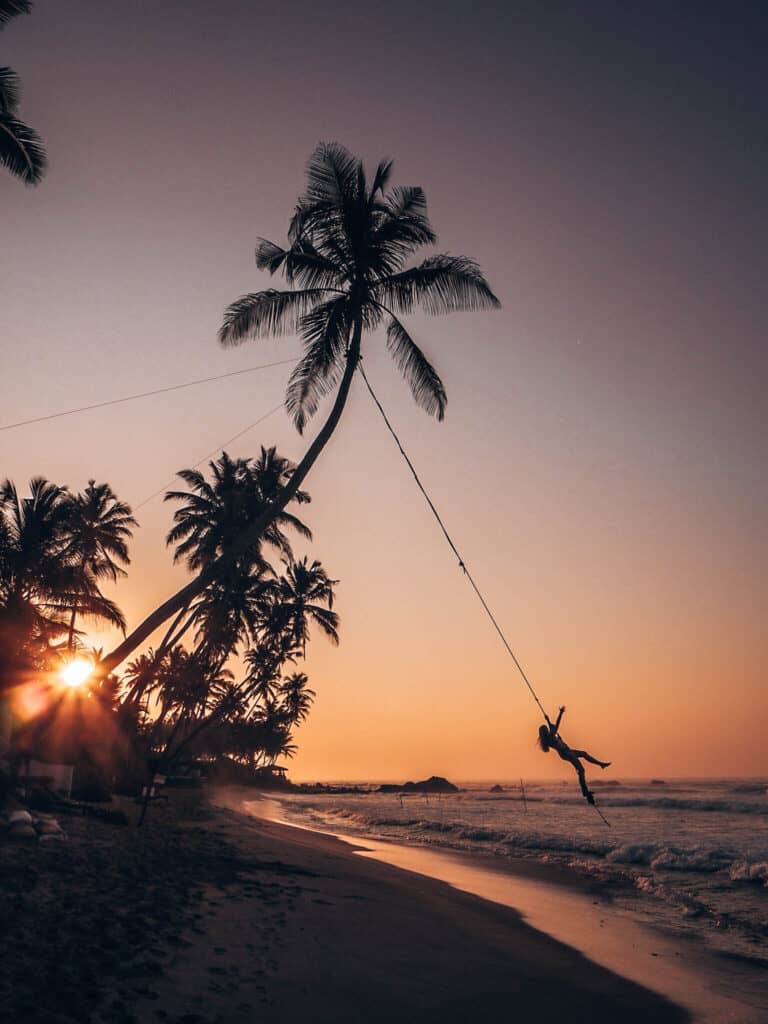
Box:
[729,861,768,886]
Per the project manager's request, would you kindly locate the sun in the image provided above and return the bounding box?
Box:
[59,658,93,689]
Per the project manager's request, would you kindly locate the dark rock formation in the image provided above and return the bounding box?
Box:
[378,776,458,794]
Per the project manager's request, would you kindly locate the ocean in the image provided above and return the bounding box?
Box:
[274,777,768,967]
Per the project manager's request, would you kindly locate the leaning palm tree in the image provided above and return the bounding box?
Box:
[0,2,46,184]
[96,143,498,677]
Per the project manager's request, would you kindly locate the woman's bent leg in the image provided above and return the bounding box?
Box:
[573,760,591,799]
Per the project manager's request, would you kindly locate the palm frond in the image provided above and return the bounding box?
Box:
[72,592,127,634]
[370,186,437,264]
[0,110,46,184]
[285,298,350,432]
[0,1,31,28]
[254,238,288,275]
[256,236,343,290]
[374,254,500,316]
[218,288,328,347]
[0,66,19,112]
[369,158,393,199]
[304,141,360,208]
[384,316,447,420]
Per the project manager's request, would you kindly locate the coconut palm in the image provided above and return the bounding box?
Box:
[64,480,136,649]
[165,449,311,571]
[0,2,46,185]
[273,557,339,653]
[0,478,124,683]
[97,143,498,676]
[163,448,313,666]
[279,671,316,725]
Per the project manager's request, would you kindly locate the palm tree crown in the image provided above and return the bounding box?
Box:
[220,142,499,432]
[66,481,136,583]
[165,449,310,572]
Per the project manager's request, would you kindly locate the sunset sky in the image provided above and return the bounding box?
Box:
[2,1,765,781]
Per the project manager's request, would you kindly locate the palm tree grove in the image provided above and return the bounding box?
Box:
[1,143,496,804]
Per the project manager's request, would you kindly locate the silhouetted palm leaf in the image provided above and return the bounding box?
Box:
[0,66,19,112]
[0,1,31,28]
[219,288,330,346]
[374,254,501,316]
[385,316,447,420]
[0,110,46,183]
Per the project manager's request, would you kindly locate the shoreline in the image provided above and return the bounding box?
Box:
[240,789,767,1024]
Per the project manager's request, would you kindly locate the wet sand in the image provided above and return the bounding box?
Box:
[2,789,691,1023]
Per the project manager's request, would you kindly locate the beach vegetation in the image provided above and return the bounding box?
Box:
[0,455,335,803]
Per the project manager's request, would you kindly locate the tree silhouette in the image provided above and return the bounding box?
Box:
[0,478,126,687]
[64,480,136,649]
[279,671,316,725]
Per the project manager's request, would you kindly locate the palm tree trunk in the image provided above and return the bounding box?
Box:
[95,319,363,680]
[67,605,77,653]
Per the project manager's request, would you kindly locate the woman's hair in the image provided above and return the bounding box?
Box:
[538,724,551,752]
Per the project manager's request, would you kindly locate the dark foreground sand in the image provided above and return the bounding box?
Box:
[1,789,689,1024]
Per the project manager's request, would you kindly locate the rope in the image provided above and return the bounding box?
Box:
[0,358,297,434]
[357,362,548,719]
[357,362,611,827]
[592,804,611,827]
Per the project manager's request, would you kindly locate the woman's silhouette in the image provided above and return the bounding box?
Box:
[538,706,610,804]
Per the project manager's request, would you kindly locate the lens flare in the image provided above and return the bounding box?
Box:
[60,658,92,689]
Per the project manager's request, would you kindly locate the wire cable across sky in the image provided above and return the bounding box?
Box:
[0,358,298,433]
[132,402,286,512]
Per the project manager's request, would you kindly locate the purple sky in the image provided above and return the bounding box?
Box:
[2,1,766,778]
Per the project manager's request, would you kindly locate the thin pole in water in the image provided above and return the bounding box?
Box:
[520,778,528,812]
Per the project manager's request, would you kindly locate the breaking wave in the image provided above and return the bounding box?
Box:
[548,795,768,815]
[318,808,759,877]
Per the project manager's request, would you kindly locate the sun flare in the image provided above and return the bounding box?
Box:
[60,658,93,689]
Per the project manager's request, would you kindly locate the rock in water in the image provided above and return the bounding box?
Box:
[378,776,459,794]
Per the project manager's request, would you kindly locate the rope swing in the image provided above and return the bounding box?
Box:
[357,362,611,827]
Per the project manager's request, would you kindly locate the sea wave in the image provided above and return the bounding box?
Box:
[608,843,733,872]
[548,796,768,815]
[317,808,751,874]
[729,861,768,886]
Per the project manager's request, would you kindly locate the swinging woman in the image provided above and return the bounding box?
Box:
[538,706,611,804]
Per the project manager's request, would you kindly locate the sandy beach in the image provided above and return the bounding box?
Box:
[2,788,692,1023]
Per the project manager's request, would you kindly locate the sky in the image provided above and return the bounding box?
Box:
[2,1,766,780]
